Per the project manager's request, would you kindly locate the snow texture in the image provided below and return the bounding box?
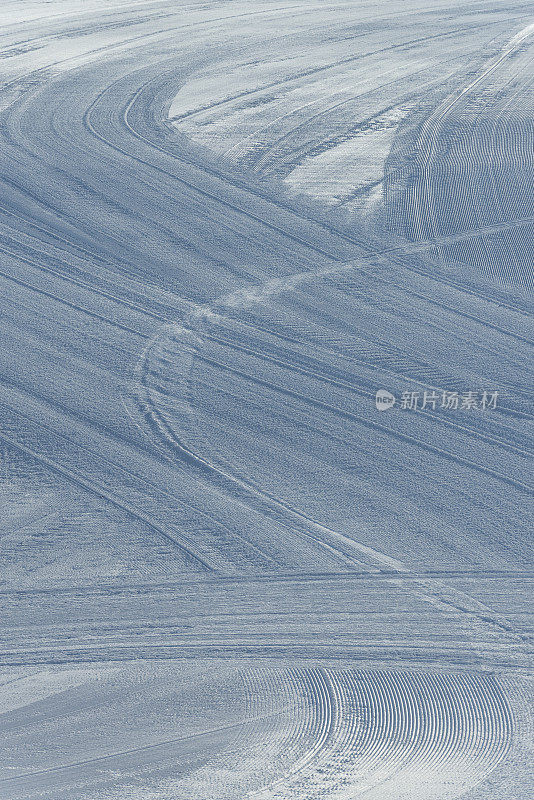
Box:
[0,2,532,799]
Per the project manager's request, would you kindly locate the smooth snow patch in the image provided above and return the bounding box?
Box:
[284,105,413,208]
[0,667,109,715]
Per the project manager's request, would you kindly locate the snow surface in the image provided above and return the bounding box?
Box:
[0,2,532,799]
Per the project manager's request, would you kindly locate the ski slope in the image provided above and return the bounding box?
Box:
[0,2,532,799]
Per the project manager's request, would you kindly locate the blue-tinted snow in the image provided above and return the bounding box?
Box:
[0,2,532,799]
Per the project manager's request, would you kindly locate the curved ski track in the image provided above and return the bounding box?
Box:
[0,3,532,800]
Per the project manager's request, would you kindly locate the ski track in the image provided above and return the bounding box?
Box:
[0,2,532,799]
